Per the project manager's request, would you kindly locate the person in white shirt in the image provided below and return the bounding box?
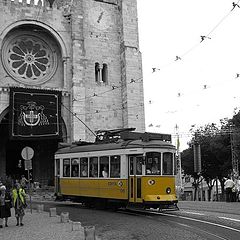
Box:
[102,166,108,178]
[224,177,235,202]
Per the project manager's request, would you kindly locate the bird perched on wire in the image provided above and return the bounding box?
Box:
[152,67,160,73]
[200,36,211,43]
[231,2,240,11]
[175,56,182,61]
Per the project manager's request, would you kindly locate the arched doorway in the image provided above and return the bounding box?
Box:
[0,109,67,186]
[0,22,68,185]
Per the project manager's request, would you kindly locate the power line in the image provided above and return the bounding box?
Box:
[151,1,240,72]
[61,103,97,138]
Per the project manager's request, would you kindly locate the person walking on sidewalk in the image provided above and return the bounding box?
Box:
[12,183,26,226]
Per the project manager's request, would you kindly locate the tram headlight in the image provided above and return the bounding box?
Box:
[166,187,171,194]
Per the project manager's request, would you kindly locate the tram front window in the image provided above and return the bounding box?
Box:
[146,152,161,175]
[163,152,173,175]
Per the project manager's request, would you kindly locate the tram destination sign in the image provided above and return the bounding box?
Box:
[9,87,62,139]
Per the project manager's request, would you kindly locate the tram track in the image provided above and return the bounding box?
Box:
[33,200,240,239]
[116,208,240,239]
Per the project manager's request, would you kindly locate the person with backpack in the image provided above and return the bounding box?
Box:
[12,183,26,226]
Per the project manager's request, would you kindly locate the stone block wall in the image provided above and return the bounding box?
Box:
[0,0,145,143]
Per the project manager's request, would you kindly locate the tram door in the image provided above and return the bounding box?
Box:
[129,155,143,203]
[55,159,60,194]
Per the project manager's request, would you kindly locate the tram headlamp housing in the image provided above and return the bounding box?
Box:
[166,187,171,194]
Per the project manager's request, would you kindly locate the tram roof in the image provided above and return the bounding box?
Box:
[56,139,175,155]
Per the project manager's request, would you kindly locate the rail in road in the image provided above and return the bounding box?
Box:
[31,199,240,239]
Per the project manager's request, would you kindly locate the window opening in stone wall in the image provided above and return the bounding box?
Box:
[95,62,100,82]
[102,63,108,83]
[47,0,55,8]
[95,62,108,84]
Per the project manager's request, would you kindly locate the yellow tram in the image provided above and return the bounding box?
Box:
[54,130,178,210]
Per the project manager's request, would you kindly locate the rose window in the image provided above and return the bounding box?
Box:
[2,33,57,85]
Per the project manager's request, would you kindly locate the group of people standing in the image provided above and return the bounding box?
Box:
[224,176,240,202]
[0,178,27,228]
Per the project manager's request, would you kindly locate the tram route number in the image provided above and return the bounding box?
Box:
[108,182,117,186]
[108,181,124,187]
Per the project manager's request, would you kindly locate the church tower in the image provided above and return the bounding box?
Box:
[0,0,145,184]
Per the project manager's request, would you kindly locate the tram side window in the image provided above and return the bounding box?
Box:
[80,158,88,177]
[100,156,109,178]
[146,152,161,175]
[90,157,98,177]
[63,158,70,177]
[163,152,173,175]
[71,158,79,177]
[110,155,120,178]
[55,159,60,176]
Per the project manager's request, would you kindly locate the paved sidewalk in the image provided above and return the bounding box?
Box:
[0,208,95,240]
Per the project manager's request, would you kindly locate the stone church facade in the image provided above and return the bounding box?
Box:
[0,0,145,185]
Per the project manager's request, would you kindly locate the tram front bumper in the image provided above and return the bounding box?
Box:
[144,194,178,203]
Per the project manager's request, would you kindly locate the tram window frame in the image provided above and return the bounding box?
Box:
[80,157,88,177]
[136,156,143,175]
[110,155,120,178]
[63,158,70,177]
[100,156,109,178]
[145,152,161,175]
[90,157,98,178]
[55,159,60,176]
[71,158,80,177]
[174,153,177,175]
[163,152,173,175]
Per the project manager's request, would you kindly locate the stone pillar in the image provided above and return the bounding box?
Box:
[120,0,145,132]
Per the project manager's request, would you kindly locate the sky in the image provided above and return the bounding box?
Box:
[137,0,240,150]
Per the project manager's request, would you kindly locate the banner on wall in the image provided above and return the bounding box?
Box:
[9,87,62,139]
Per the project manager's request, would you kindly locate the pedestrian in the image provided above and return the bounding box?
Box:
[20,175,28,190]
[4,187,12,227]
[12,183,26,226]
[0,181,5,228]
[224,177,235,202]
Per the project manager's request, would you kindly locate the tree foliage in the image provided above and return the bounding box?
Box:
[181,119,233,200]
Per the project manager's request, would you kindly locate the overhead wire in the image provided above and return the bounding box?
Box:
[151,1,240,72]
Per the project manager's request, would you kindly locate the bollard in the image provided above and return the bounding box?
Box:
[72,221,82,231]
[65,220,73,232]
[60,212,69,223]
[49,208,57,217]
[85,226,95,240]
[79,226,86,239]
[37,204,44,213]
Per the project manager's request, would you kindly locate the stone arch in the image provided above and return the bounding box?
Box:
[0,106,9,123]
[0,106,68,182]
